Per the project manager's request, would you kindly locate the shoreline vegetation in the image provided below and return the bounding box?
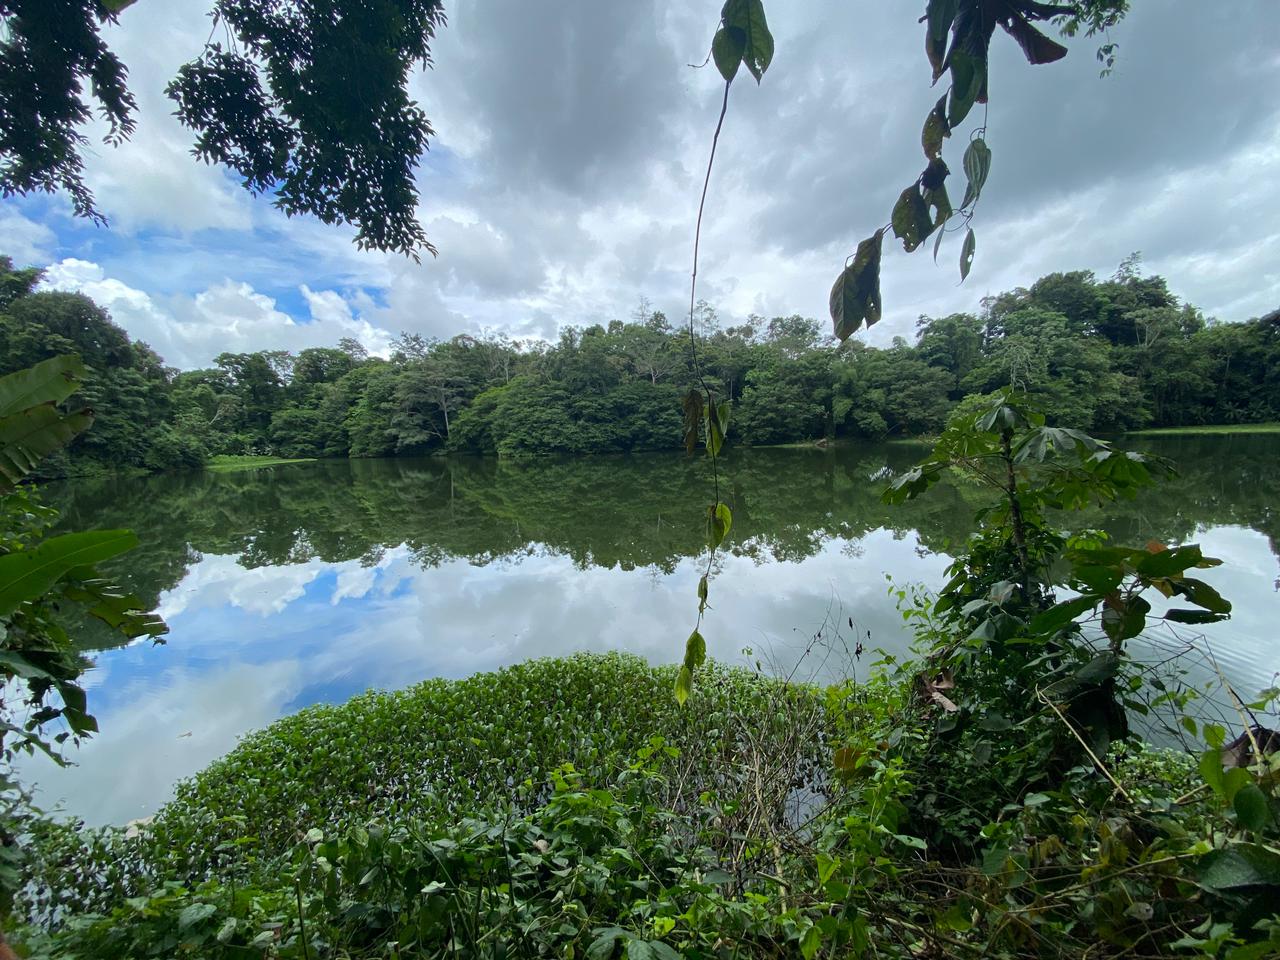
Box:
[8,389,1279,959]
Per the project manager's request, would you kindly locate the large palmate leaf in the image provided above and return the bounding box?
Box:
[0,404,95,493]
[0,530,138,616]
[0,354,87,417]
[0,354,93,491]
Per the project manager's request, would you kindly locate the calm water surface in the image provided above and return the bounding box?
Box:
[20,436,1280,824]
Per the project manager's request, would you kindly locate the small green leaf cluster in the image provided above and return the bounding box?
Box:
[711,0,774,84]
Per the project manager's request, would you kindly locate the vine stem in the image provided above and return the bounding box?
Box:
[687,77,732,630]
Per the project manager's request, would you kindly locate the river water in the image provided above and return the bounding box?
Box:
[20,435,1280,824]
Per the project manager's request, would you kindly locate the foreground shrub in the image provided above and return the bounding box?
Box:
[20,654,831,918]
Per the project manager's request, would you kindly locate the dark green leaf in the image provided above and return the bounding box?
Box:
[829,230,884,340]
[1029,594,1099,635]
[981,845,1010,876]
[1199,844,1280,892]
[0,651,55,680]
[1164,608,1229,625]
[1223,766,1252,805]
[589,928,630,960]
[715,399,731,438]
[978,710,1011,731]
[1234,784,1273,831]
[683,629,707,671]
[1172,577,1231,615]
[646,943,682,960]
[961,138,992,208]
[922,95,949,159]
[707,416,726,457]
[1001,15,1068,66]
[62,574,169,640]
[1199,748,1225,799]
[925,0,958,79]
[800,926,821,960]
[947,49,985,126]
[891,183,933,252]
[0,405,95,493]
[722,0,773,82]
[923,182,952,228]
[959,227,975,281]
[881,465,939,504]
[178,902,217,930]
[0,530,139,617]
[712,26,745,82]
[1136,544,1209,577]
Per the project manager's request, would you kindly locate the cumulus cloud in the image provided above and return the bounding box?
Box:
[13,0,1280,366]
[40,258,393,368]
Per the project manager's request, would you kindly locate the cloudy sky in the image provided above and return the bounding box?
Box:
[4,1,1279,369]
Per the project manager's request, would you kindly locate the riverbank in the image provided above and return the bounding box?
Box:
[1128,422,1280,436]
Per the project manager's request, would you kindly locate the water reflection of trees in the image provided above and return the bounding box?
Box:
[48,436,1279,653]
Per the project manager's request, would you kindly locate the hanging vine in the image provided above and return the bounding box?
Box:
[829,0,1127,341]
[677,1,1127,700]
[676,0,774,705]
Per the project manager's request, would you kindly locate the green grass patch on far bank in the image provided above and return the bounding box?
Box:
[205,454,317,472]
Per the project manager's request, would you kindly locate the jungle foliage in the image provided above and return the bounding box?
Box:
[0,355,165,920]
[9,397,1280,959]
[4,256,1278,476]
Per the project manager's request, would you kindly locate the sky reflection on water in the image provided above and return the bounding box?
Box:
[18,440,1280,825]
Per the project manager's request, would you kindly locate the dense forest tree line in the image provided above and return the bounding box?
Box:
[2,254,1277,473]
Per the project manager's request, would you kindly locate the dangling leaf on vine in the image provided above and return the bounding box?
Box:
[1002,14,1068,65]
[961,137,992,208]
[697,575,709,613]
[714,400,731,438]
[830,229,883,340]
[674,665,693,706]
[707,502,733,548]
[921,95,950,160]
[925,0,958,80]
[924,183,952,229]
[712,26,746,82]
[707,414,726,457]
[947,48,986,127]
[892,183,933,252]
[683,629,707,671]
[721,0,774,83]
[960,226,976,281]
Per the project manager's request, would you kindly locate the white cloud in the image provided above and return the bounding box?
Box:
[0,208,57,265]
[40,258,393,368]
